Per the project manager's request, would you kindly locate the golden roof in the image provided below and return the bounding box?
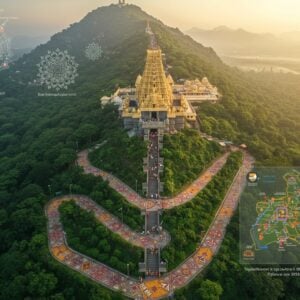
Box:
[136,49,173,110]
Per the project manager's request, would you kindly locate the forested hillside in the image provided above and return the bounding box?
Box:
[0,3,299,299]
[151,22,300,165]
[161,129,221,196]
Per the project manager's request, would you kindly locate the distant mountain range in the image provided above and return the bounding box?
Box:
[186,26,300,57]
[11,35,49,50]
[10,35,50,60]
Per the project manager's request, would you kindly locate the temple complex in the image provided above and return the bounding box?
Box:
[174,78,220,103]
[101,23,220,135]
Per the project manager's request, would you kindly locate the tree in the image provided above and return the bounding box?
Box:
[0,209,7,226]
[27,272,58,297]
[75,124,98,145]
[196,280,223,300]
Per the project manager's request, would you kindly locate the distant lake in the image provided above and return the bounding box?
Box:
[222,55,300,75]
[223,55,300,62]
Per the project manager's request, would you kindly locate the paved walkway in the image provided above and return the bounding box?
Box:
[77,150,230,211]
[46,197,141,299]
[138,152,254,299]
[161,152,230,209]
[47,148,254,299]
[47,195,170,249]
[144,130,161,277]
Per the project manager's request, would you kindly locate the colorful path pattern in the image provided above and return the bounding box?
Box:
[161,152,230,209]
[77,150,230,211]
[250,170,300,250]
[47,148,254,299]
[47,195,170,249]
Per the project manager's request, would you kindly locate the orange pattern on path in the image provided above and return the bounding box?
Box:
[78,150,230,211]
[46,150,254,299]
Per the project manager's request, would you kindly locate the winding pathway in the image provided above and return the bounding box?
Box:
[47,149,254,299]
[77,149,231,211]
[47,195,170,249]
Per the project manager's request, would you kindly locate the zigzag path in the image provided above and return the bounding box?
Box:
[77,149,231,211]
[46,147,254,299]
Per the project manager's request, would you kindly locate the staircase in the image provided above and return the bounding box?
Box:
[139,129,166,278]
[146,249,160,277]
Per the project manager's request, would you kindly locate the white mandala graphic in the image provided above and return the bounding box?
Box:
[85,42,103,61]
[37,49,78,91]
[0,25,11,69]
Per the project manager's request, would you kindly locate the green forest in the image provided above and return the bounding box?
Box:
[59,201,143,277]
[152,22,299,166]
[73,164,144,231]
[174,212,300,300]
[0,104,132,299]
[89,129,147,195]
[162,152,242,270]
[161,129,221,196]
[0,3,299,300]
[89,128,221,197]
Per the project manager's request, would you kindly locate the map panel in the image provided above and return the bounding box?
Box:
[240,167,300,264]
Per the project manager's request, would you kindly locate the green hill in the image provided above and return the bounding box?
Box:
[0,3,299,299]
[89,128,221,197]
[161,129,221,196]
[2,5,298,166]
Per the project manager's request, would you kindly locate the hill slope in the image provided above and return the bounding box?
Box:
[2,4,298,165]
[0,3,299,299]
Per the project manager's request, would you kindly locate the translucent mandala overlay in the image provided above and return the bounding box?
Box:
[37,49,79,91]
[85,42,103,61]
[0,25,11,69]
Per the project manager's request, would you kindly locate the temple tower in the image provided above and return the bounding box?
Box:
[137,48,173,111]
[121,22,196,134]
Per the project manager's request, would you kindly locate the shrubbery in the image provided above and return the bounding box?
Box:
[161,152,242,270]
[59,201,143,277]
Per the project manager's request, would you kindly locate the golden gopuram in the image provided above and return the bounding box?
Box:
[101,23,220,135]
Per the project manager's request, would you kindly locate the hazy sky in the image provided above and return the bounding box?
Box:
[1,0,300,37]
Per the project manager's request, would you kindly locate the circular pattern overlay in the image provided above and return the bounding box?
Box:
[85,42,103,61]
[37,49,79,91]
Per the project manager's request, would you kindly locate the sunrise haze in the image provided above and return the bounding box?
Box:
[1,0,300,37]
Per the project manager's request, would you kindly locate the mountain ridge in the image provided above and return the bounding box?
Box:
[186,26,300,57]
[0,4,299,163]
[0,4,222,97]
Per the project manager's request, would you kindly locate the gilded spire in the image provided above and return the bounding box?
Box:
[135,22,173,110]
[137,49,173,110]
[120,21,199,132]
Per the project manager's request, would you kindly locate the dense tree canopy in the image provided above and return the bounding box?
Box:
[161,129,221,196]
[153,22,300,166]
[0,3,299,299]
[89,130,147,196]
[161,152,242,269]
[59,201,143,277]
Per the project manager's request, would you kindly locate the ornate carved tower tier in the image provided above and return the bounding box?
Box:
[121,23,197,134]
